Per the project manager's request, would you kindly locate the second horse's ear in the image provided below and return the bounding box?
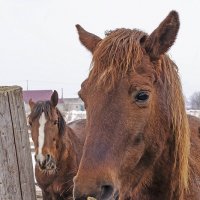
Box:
[76,24,102,53]
[144,10,180,61]
[51,90,58,107]
[29,99,35,110]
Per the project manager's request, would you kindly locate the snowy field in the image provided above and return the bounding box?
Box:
[65,110,86,123]
[186,110,200,118]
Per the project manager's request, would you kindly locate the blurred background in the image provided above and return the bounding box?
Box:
[1,1,200,198]
[0,0,200,111]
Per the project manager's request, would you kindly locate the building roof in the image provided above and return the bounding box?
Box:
[23,90,64,104]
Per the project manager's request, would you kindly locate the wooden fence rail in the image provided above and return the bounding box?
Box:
[0,86,36,200]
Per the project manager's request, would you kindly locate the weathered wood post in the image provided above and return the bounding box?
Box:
[0,86,36,200]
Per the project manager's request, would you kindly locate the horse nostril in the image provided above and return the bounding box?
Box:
[101,185,113,199]
[46,154,51,160]
[46,154,51,162]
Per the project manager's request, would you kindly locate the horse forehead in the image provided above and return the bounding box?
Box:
[135,61,155,75]
[37,112,46,154]
[39,112,47,126]
[88,74,152,96]
[38,113,48,137]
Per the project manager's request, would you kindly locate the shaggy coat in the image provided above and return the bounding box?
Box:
[73,11,200,200]
[29,91,85,200]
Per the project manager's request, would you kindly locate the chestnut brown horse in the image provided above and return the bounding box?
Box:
[29,90,85,200]
[73,11,200,200]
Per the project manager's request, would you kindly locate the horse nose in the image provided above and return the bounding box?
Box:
[101,185,114,199]
[41,154,52,167]
[45,154,51,164]
[73,183,114,200]
[35,153,51,168]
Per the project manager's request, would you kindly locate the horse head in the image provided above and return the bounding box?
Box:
[29,90,66,173]
[73,11,190,200]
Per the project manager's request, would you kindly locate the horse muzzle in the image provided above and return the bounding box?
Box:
[35,153,56,170]
[73,184,118,200]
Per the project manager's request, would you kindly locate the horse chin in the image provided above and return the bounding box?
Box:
[38,162,57,175]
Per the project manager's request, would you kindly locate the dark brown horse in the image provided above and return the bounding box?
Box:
[28,90,85,200]
[73,11,200,200]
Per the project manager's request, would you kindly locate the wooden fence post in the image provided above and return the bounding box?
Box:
[0,86,36,200]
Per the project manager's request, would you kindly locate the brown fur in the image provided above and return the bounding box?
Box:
[74,11,200,200]
[29,92,85,200]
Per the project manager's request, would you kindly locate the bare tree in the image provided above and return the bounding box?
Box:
[190,92,200,109]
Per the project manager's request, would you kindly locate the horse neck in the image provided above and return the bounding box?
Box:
[141,96,181,199]
[150,137,178,199]
[59,126,79,171]
[129,133,178,200]
[146,112,185,200]
[66,126,83,165]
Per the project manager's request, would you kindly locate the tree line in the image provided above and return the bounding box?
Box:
[190,92,200,109]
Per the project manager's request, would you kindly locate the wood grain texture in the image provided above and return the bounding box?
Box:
[0,86,36,200]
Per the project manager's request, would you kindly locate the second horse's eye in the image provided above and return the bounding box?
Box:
[135,91,149,102]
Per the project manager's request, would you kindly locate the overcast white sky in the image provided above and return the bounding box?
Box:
[0,0,200,98]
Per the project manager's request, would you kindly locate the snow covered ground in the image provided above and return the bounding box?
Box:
[64,110,86,123]
[186,110,200,118]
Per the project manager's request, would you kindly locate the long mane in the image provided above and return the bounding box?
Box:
[29,100,66,135]
[87,28,190,199]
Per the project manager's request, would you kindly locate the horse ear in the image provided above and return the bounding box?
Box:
[51,90,58,107]
[144,10,180,61]
[29,99,35,110]
[76,24,102,53]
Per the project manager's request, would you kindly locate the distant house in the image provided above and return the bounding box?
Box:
[23,90,64,113]
[63,98,85,111]
[22,90,85,114]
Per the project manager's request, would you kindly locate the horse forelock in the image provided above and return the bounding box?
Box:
[29,101,51,120]
[29,100,66,136]
[87,28,147,91]
[86,28,190,198]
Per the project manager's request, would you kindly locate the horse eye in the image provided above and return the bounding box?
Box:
[135,91,149,102]
[29,122,32,127]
